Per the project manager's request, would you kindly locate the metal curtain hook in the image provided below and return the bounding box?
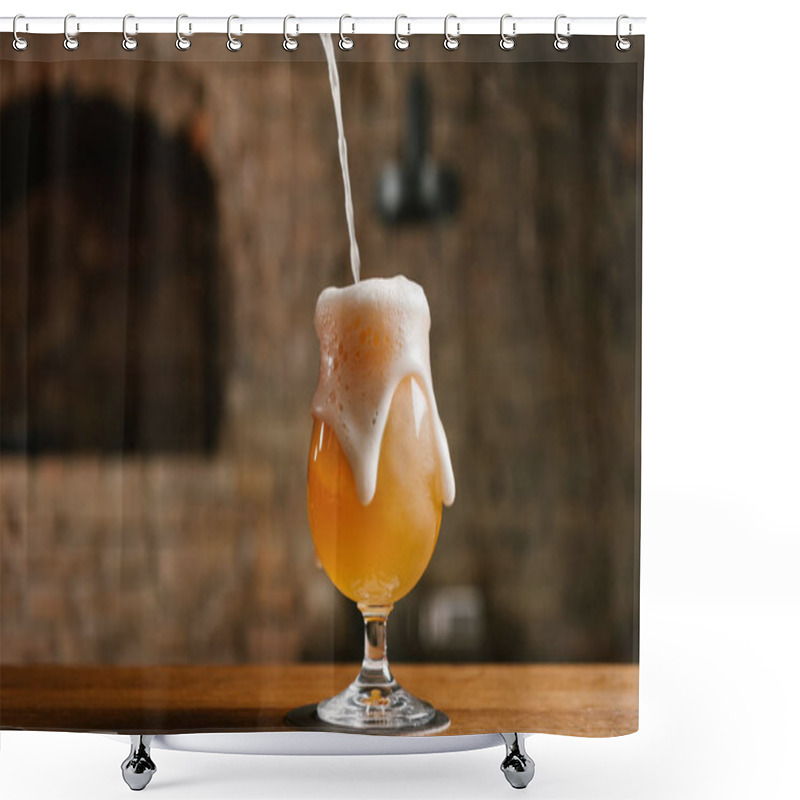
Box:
[64,13,79,51]
[616,14,632,51]
[283,15,299,51]
[499,14,516,51]
[227,15,243,51]
[443,14,460,51]
[554,14,570,51]
[176,14,191,50]
[12,14,29,51]
[339,14,354,50]
[394,15,410,51]
[122,14,138,51]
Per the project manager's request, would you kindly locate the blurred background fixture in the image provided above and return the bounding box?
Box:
[0,90,221,455]
[0,35,640,667]
[375,72,459,224]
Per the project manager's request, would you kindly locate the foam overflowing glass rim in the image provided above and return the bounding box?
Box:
[311,275,455,507]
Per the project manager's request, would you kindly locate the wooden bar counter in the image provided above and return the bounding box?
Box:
[0,663,638,737]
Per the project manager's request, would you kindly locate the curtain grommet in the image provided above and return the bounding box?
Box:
[63,13,79,51]
[227,15,243,52]
[616,15,632,51]
[176,14,192,51]
[283,15,299,51]
[554,15,570,51]
[122,14,138,51]
[444,14,460,51]
[499,14,516,51]
[394,15,411,51]
[339,14,355,51]
[12,15,29,51]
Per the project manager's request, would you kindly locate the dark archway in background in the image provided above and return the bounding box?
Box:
[1,88,221,454]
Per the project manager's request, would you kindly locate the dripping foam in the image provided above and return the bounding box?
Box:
[311,276,456,508]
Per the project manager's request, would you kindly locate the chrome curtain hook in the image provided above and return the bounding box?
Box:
[499,14,516,51]
[63,13,79,51]
[443,14,460,51]
[616,14,632,51]
[394,15,410,51]
[227,15,243,51]
[554,14,570,51]
[283,15,299,51]
[12,14,29,51]
[122,14,138,51]
[176,14,191,50]
[339,14,355,50]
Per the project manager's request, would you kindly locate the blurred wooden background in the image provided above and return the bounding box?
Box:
[0,35,641,665]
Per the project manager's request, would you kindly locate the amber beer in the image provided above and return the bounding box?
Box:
[308,374,443,608]
[305,276,454,729]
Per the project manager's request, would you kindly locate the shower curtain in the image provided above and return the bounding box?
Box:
[0,29,643,741]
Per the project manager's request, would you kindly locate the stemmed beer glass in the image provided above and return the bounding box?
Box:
[306,278,452,730]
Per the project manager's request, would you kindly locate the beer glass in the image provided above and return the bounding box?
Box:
[306,278,450,730]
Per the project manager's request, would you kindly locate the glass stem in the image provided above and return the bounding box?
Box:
[356,604,396,688]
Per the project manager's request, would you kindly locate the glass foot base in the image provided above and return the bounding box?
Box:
[285,702,450,736]
[317,678,435,730]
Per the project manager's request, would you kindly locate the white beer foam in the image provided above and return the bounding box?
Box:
[311,276,456,507]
